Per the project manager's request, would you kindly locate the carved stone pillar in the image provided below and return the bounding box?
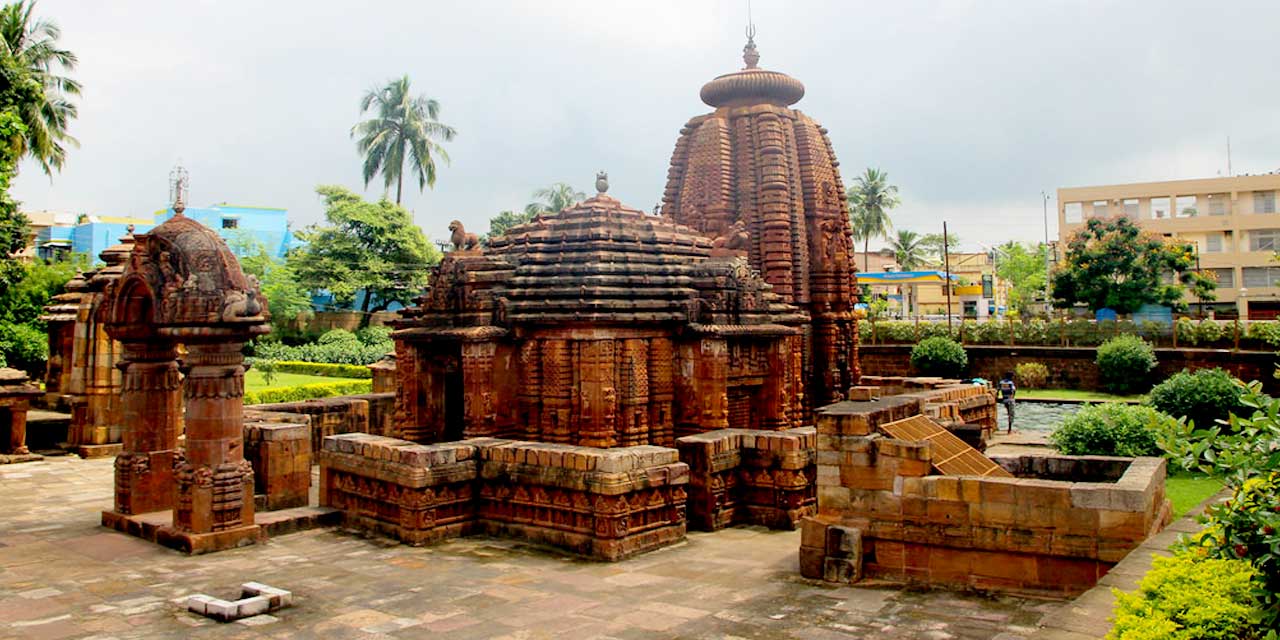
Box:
[110,341,182,515]
[169,341,258,550]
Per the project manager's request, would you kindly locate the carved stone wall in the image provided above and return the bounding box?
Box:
[677,426,816,531]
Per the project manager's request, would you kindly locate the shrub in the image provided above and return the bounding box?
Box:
[1160,382,1280,630]
[1014,362,1049,389]
[244,379,373,405]
[252,328,392,365]
[1050,403,1170,457]
[909,337,968,378]
[1108,550,1259,640]
[1194,320,1225,346]
[1148,369,1246,430]
[0,322,48,377]
[1096,335,1157,393]
[266,361,373,379]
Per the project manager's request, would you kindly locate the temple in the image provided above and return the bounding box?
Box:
[661,32,860,409]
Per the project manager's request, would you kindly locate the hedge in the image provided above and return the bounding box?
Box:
[858,318,1280,351]
[244,380,373,405]
[263,361,373,379]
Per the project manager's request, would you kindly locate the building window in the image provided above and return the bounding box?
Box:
[1064,202,1083,223]
[1123,198,1139,219]
[1243,267,1280,288]
[1091,200,1109,218]
[1205,233,1223,253]
[1207,193,1229,215]
[1210,268,1234,289]
[1250,229,1280,252]
[1150,197,1170,219]
[1176,195,1197,217]
[222,218,238,229]
[1255,191,1277,214]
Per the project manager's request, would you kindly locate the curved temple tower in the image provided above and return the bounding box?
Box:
[661,34,860,409]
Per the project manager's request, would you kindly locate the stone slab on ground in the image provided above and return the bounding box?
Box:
[0,456,1061,639]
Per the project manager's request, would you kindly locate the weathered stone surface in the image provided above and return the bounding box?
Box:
[677,427,816,531]
[0,368,41,457]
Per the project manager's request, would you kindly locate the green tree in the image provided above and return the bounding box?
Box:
[351,75,456,205]
[919,231,960,265]
[0,251,82,325]
[993,241,1048,313]
[889,229,925,271]
[847,168,899,273]
[1052,217,1216,313]
[289,186,440,324]
[487,209,532,238]
[524,182,585,216]
[0,0,80,175]
[227,233,312,337]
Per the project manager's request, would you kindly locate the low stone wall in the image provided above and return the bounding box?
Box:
[248,397,372,454]
[676,427,816,531]
[860,344,1279,393]
[345,393,396,437]
[243,418,311,511]
[800,398,1171,597]
[317,433,689,561]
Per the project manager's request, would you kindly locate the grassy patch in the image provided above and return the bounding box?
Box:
[1165,474,1224,519]
[244,369,336,392]
[1019,388,1146,403]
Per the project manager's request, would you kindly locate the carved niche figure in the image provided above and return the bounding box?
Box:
[448,220,480,251]
[711,220,750,252]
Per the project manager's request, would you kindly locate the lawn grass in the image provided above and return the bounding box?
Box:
[1019,388,1146,403]
[1165,474,1225,519]
[244,369,335,392]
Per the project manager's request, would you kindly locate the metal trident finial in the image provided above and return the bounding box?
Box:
[169,163,189,216]
[743,1,760,69]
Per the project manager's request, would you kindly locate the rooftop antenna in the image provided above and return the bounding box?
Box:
[1227,136,1232,176]
[169,162,189,216]
[743,0,759,69]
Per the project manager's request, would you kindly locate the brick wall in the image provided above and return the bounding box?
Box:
[677,427,816,531]
[860,345,1278,393]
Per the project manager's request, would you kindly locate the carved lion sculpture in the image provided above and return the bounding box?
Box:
[712,220,750,251]
[448,220,479,251]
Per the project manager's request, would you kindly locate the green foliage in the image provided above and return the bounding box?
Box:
[255,359,277,386]
[260,361,373,379]
[524,183,585,217]
[351,74,455,204]
[1096,335,1157,393]
[0,321,45,376]
[243,379,373,406]
[487,209,534,238]
[289,185,440,317]
[909,337,967,378]
[0,253,84,326]
[227,233,313,338]
[1107,550,1260,640]
[0,0,80,175]
[1149,369,1247,430]
[847,167,898,273]
[888,229,925,271]
[1052,217,1216,313]
[1049,403,1169,456]
[1014,362,1049,388]
[918,232,960,265]
[993,241,1048,313]
[252,327,392,365]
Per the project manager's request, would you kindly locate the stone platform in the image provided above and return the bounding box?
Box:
[0,456,1062,639]
[100,505,340,554]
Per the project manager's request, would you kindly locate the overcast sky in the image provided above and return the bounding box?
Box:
[13,0,1280,251]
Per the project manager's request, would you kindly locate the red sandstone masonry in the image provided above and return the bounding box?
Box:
[250,397,372,455]
[243,420,311,511]
[800,399,1171,598]
[676,427,816,531]
[318,434,689,561]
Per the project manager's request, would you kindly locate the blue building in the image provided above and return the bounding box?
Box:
[155,204,293,259]
[70,215,157,261]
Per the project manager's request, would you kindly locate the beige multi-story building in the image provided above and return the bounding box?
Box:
[1058,174,1280,318]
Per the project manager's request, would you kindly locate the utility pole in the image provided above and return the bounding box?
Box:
[1042,191,1052,315]
[943,221,953,333]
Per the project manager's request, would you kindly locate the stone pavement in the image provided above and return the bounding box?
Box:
[0,456,1059,639]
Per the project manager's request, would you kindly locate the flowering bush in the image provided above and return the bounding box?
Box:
[1107,550,1260,640]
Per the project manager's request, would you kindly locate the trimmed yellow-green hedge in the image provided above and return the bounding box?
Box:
[244,380,372,405]
[266,360,372,379]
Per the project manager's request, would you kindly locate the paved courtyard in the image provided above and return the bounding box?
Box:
[0,456,1059,639]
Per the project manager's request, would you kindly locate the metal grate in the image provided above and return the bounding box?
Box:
[879,415,1012,478]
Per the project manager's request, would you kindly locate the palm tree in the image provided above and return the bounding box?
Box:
[847,168,900,273]
[889,229,925,271]
[0,0,81,174]
[524,182,585,216]
[351,75,456,205]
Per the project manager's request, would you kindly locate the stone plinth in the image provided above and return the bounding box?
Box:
[249,397,372,454]
[677,427,816,531]
[798,399,1171,598]
[244,421,311,511]
[0,368,42,462]
[318,433,690,561]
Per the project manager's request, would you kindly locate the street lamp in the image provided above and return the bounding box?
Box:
[1041,191,1052,314]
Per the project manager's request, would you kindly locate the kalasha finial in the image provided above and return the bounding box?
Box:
[743,4,759,69]
[595,171,609,194]
[169,163,189,216]
[125,224,135,235]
